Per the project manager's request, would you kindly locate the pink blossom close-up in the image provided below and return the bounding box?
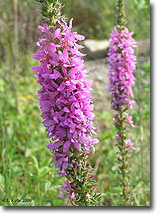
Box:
[108,27,137,111]
[32,19,98,176]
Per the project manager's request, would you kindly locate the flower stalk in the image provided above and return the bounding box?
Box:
[116,0,126,31]
[108,0,137,206]
[32,0,100,206]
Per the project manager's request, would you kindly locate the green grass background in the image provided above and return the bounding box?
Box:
[0,0,150,206]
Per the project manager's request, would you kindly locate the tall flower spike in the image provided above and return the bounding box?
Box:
[32,0,100,206]
[108,0,137,206]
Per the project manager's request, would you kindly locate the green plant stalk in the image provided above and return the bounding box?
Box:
[114,0,133,206]
[34,0,66,26]
[116,110,131,205]
[116,0,126,31]
[65,149,99,206]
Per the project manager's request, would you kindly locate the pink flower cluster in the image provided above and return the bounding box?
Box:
[32,19,98,175]
[108,27,137,111]
[59,180,75,206]
[108,27,137,150]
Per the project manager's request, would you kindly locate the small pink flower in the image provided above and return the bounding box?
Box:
[59,180,75,206]
[115,133,120,141]
[125,114,134,127]
[125,139,136,150]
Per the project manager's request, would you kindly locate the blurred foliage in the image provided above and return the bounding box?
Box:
[0,0,150,61]
[0,55,150,206]
[61,0,150,40]
[0,54,66,206]
[0,0,150,207]
[89,58,150,206]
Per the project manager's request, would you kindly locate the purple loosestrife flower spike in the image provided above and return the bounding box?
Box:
[108,27,136,112]
[108,0,137,206]
[32,0,99,206]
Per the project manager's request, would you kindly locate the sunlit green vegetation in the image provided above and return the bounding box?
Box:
[0,0,150,206]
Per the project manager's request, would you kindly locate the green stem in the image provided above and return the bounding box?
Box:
[116,0,126,30]
[119,111,127,205]
[114,0,133,206]
[115,109,132,205]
